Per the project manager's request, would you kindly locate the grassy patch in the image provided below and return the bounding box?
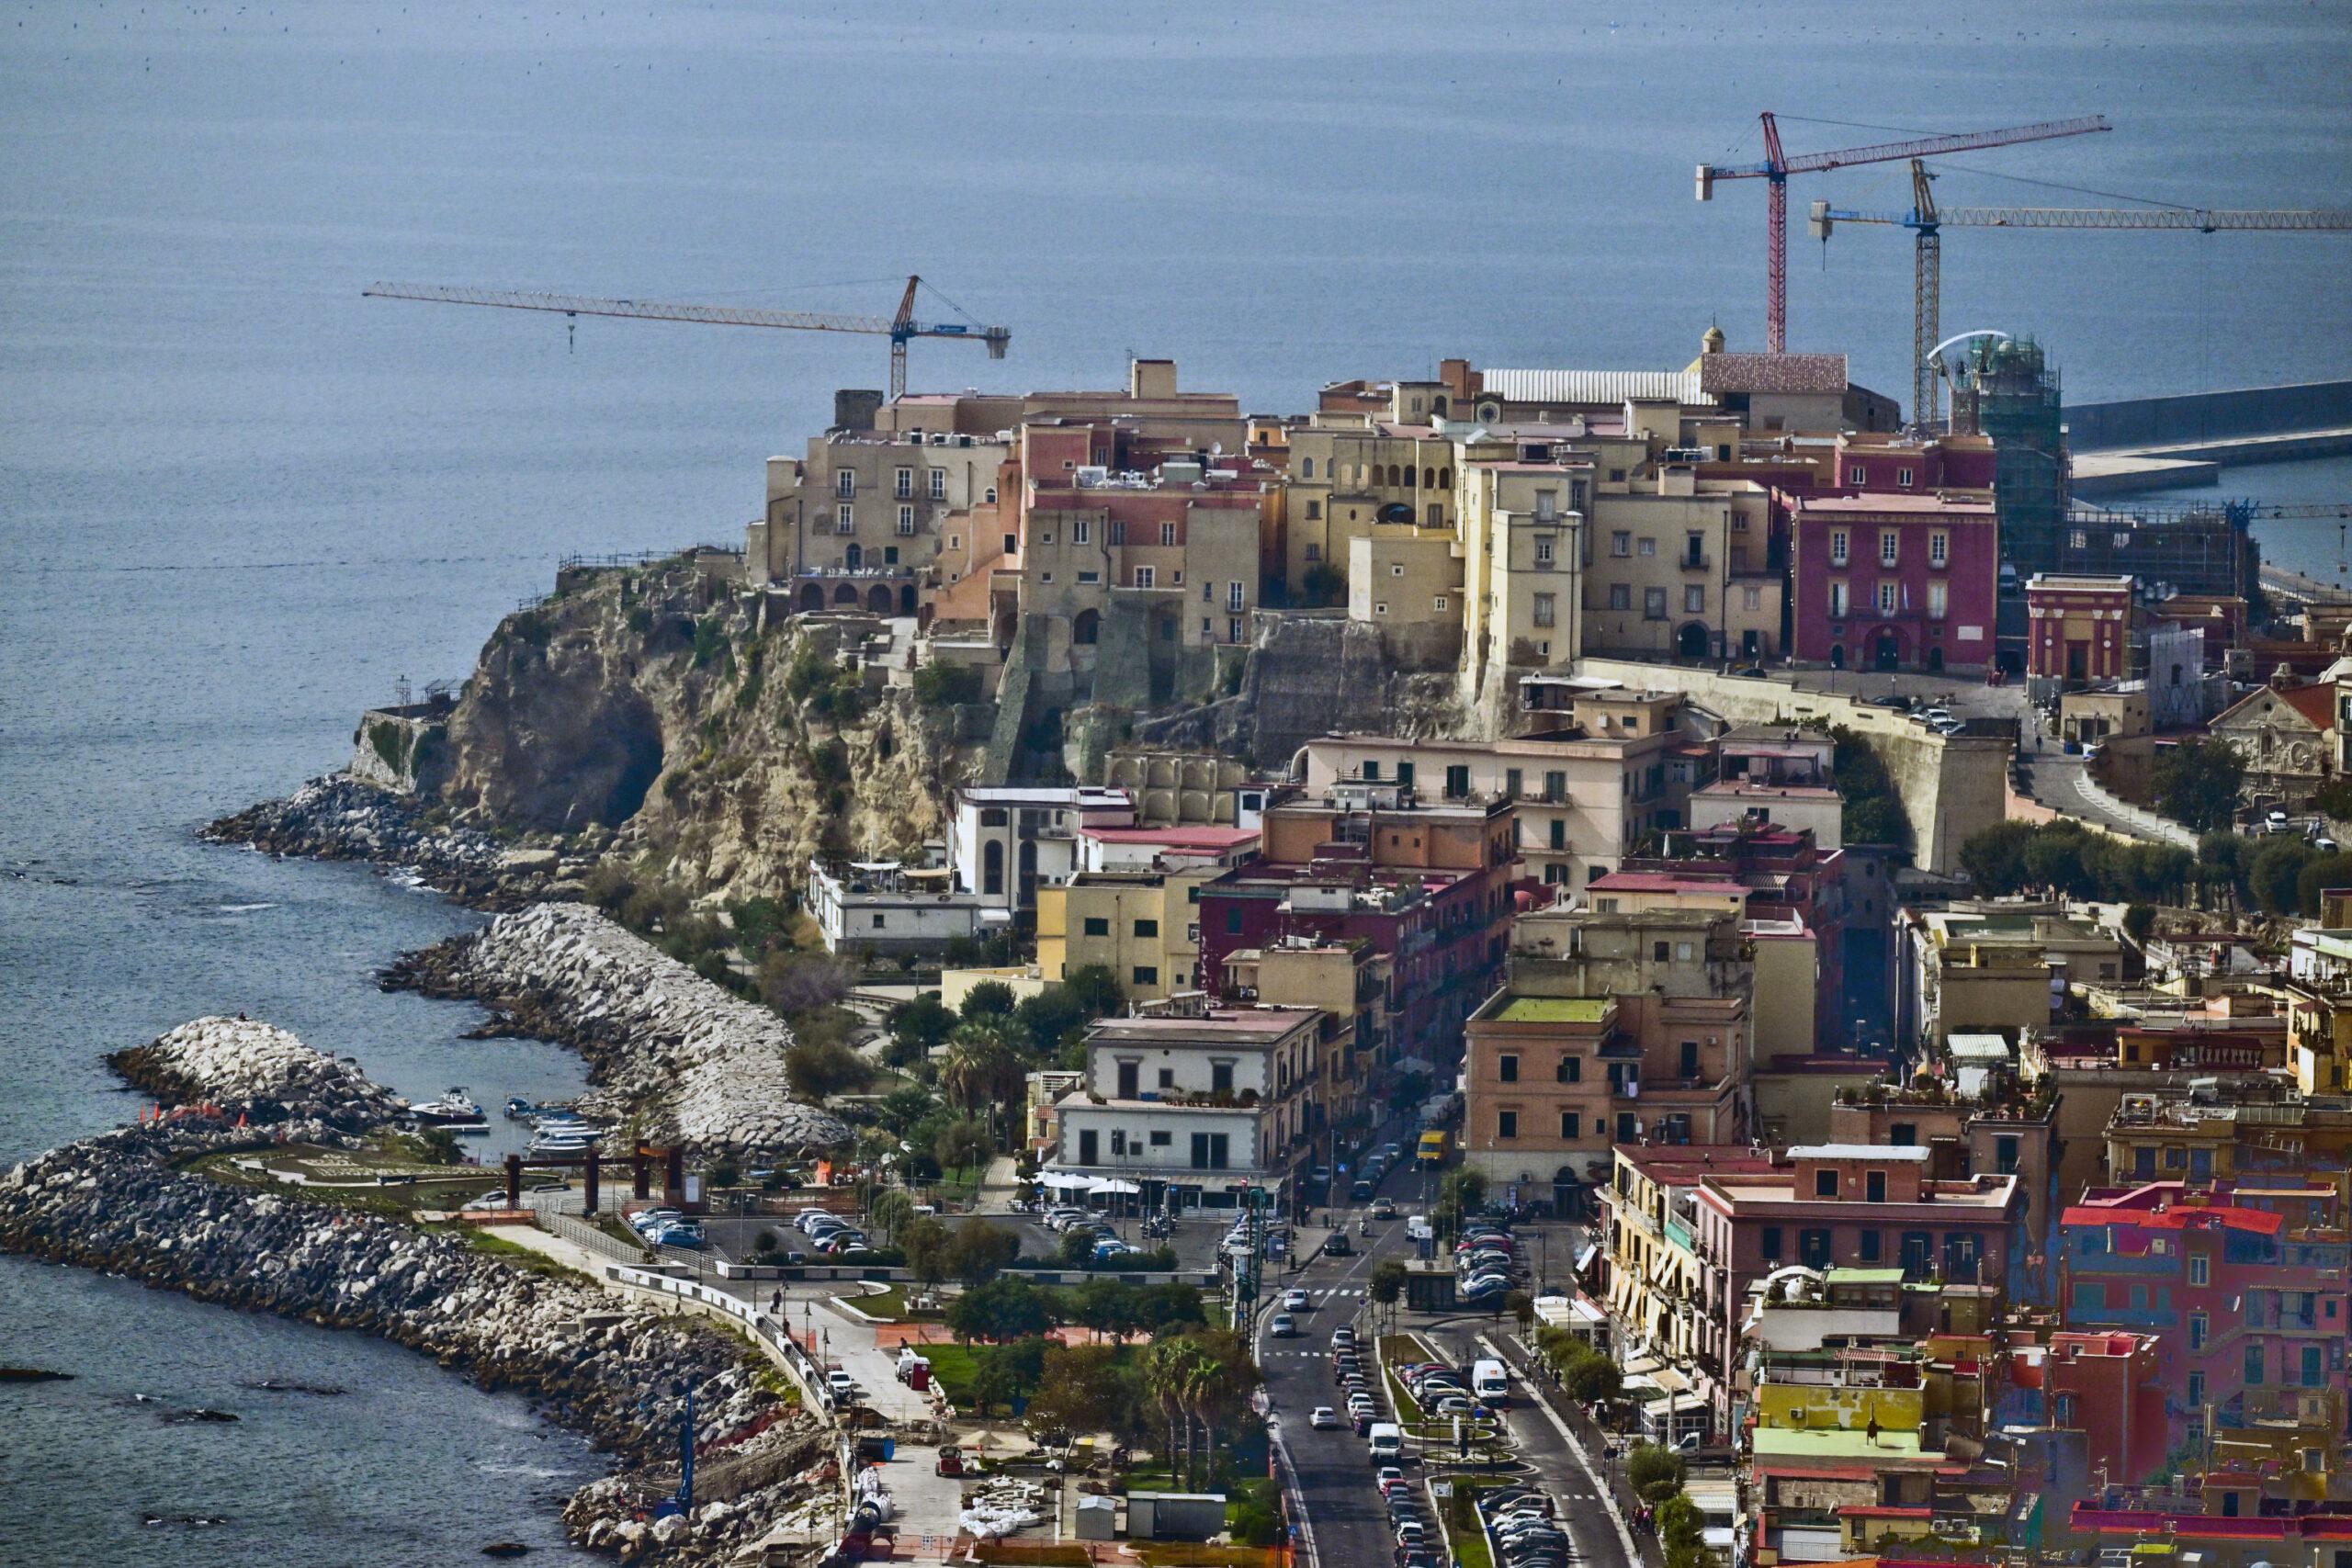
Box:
[914,1342,983,1407]
[182,1140,499,1220]
[854,1286,911,1320]
[464,1229,594,1284]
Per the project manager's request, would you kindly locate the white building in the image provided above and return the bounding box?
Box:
[948,785,1136,917]
[1076,824,1261,874]
[806,859,994,959]
[1047,1002,1324,1210]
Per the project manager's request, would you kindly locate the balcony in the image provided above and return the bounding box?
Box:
[1679,553,1711,572]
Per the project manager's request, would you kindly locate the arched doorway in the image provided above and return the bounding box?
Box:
[797,583,823,615]
[1071,608,1100,645]
[1828,644,1846,670]
[1677,622,1711,660]
[832,583,860,606]
[1156,612,1178,643]
[899,584,917,615]
[1927,645,1944,672]
[865,583,893,615]
[981,840,1004,897]
[844,543,863,570]
[1552,1165,1585,1220]
[1872,629,1902,671]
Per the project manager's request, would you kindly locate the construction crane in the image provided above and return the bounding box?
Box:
[1812,164,2352,424]
[1697,112,2110,355]
[362,275,1009,400]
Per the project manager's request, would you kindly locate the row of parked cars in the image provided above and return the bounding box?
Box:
[1454,1218,1522,1305]
[1306,1325,1396,1445]
[1041,1205,1146,1262]
[628,1208,704,1250]
[1477,1484,1570,1568]
[793,1208,880,1259]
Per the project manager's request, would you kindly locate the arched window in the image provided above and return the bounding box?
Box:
[844,543,863,570]
[1423,468,1436,488]
[1439,467,1452,487]
[1300,457,1315,479]
[982,840,1004,897]
[1431,395,1449,417]
[1479,404,1499,423]
[1072,608,1100,645]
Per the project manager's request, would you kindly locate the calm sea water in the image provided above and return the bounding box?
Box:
[2,2,2346,1561]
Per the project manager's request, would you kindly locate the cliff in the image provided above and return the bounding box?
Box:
[435,557,979,903]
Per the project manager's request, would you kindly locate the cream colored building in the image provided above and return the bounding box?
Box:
[1036,868,1212,1001]
[1582,474,1781,663]
[1457,455,1591,708]
[1222,937,1393,1148]
[1744,915,1820,1067]
[755,426,1012,613]
[1283,421,1458,596]
[1349,527,1464,666]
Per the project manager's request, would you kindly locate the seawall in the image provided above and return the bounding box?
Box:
[2067,379,2352,452]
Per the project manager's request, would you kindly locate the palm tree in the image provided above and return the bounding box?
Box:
[1142,1338,1194,1484]
[940,1018,1025,1142]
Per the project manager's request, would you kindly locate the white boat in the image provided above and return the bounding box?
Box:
[407,1088,487,1127]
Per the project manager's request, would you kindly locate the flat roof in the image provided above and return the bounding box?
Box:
[1089,1008,1317,1042]
[1082,826,1260,849]
[1589,872,1750,896]
[1789,1144,1933,1163]
[1795,492,1995,515]
[1494,997,1611,1024]
[1750,1426,1926,1461]
[1826,1267,1906,1285]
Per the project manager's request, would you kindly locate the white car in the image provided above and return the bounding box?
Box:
[1310,1406,1340,1429]
[1269,1314,1297,1337]
[826,1370,856,1395]
[1283,1289,1310,1311]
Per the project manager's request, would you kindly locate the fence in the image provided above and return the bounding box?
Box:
[543,1210,655,1266]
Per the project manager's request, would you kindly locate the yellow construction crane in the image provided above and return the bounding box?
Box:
[1812,164,2352,424]
[363,274,1009,400]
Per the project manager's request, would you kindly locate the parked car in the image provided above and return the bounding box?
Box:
[1331,1327,1357,1349]
[826,1370,856,1395]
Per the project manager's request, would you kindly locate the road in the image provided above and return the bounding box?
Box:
[1253,1155,1630,1568]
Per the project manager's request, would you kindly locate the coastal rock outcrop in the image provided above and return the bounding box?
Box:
[107,1016,400,1132]
[0,1021,842,1562]
[204,773,541,906]
[384,903,852,1158]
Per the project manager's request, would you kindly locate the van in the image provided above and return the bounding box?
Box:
[1367,1421,1403,1461]
[1472,1358,1510,1406]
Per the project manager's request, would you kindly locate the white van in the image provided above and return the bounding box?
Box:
[1367,1421,1402,1461]
[1471,1357,1510,1406]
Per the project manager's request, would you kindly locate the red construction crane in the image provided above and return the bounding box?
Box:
[1697,112,2110,354]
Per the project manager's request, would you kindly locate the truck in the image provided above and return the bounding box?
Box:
[1417,1129,1450,1168]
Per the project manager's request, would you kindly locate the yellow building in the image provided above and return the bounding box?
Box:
[1223,937,1393,1149]
[1582,475,1781,663]
[1035,870,1211,1001]
[1457,454,1591,708]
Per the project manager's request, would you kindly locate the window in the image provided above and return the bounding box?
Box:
[2188,1313,2209,1350]
[1609,583,1632,611]
[1532,593,1556,628]
[1373,603,1387,616]
[1228,582,1246,612]
[1815,1169,1839,1198]
[1134,566,1155,589]
[898,504,916,535]
[1877,581,1898,615]
[1396,761,1416,788]
[1800,1228,1833,1269]
[2245,1342,2266,1386]
[1433,596,1448,612]
[1148,1129,1171,1146]
[1229,616,1244,642]
[870,912,885,929]
[1560,1111,1581,1139]
[1498,1111,1519,1140]
[1107,520,1125,547]
[1132,919,1159,939]
[1130,964,1159,987]
[1644,587,1668,620]
[1848,464,1867,485]
[1082,917,1111,937]
[836,470,856,498]
[1611,531,1631,557]
[1444,763,1470,799]
[1829,529,1849,566]
[1159,523,1177,547]
[836,503,854,534]
[1897,467,1915,488]
[894,467,913,499]
[1557,1054,1581,1083]
[2302,1345,2325,1387]
[1224,906,1243,934]
[1743,585,1761,611]
[1544,771,1566,802]
[1929,530,1948,565]
[1209,1061,1234,1094]
[929,468,946,501]
[1880,531,1899,566]
[1928,581,1948,620]
[1498,1054,1520,1084]
[1858,1228,1882,1262]
[1760,1226,1783,1262]
[1684,585,1704,614]
[1535,537,1555,567]
[2187,1372,2204,1407]
[1071,519,1091,545]
[1866,1170,1887,1202]
[1638,537,1657,557]
[1363,760,1381,781]
[2189,1253,2210,1286]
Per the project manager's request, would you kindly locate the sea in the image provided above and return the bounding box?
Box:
[1,2,2346,1561]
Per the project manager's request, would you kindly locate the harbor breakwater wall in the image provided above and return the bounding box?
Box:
[205,773,557,908]
[0,1017,837,1563]
[2067,379,2352,452]
[382,902,854,1159]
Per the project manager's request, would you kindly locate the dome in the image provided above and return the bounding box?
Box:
[1701,325,1726,355]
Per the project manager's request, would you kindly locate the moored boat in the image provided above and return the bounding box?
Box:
[405,1087,486,1127]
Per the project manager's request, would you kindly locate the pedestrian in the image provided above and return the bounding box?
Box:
[770,1289,782,1316]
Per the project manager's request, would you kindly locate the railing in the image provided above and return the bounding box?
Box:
[543,1210,655,1265]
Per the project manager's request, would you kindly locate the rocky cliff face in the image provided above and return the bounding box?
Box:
[439,558,977,903]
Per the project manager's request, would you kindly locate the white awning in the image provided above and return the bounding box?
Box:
[1038,1171,1093,1189]
[1091,1178,1142,1194]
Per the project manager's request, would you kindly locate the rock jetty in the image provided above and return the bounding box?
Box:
[204,774,540,906]
[384,903,852,1158]
[0,1020,842,1562]
[107,1016,400,1132]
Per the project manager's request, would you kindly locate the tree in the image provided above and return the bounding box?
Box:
[899,1215,952,1293]
[1131,1281,1206,1333]
[968,1350,1018,1417]
[961,980,1017,1019]
[1627,1441,1687,1505]
[934,1117,996,1186]
[1562,1348,1623,1404]
[1959,819,2039,896]
[1507,1290,1535,1331]
[785,1037,875,1100]
[1435,1169,1487,1235]
[887,993,956,1060]
[2151,739,2245,832]
[1059,1225,1102,1268]
[2294,852,2352,919]
[1061,964,1125,1020]
[2251,839,2320,917]
[875,1085,936,1135]
[939,1019,1026,1136]
[946,1220,1023,1287]
[1370,1258,1408,1331]
[1025,1342,1144,1438]
[945,1277,1054,1343]
[869,1189,915,1245]
[759,950,857,1016]
[1069,1277,1144,1338]
[2122,902,2159,944]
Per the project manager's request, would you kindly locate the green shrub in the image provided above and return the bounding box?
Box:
[913,661,981,706]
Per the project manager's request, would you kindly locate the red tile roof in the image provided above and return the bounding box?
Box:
[1699,352,1849,396]
[2061,1202,2284,1235]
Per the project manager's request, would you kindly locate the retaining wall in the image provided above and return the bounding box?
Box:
[2066,380,2352,452]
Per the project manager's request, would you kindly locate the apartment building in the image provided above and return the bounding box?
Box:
[1035,869,1210,1001]
[2058,1180,2351,1455]
[1898,903,2130,1055]
[947,784,1136,919]
[755,423,1014,611]
[805,858,990,959]
[1788,491,1999,672]
[876,357,1247,450]
[1582,473,1781,662]
[1048,1003,1324,1209]
[1601,1144,1777,1406]
[1457,447,1592,691]
[1196,783,1517,1066]
[1690,726,1842,847]
[1463,905,1755,1213]
[1298,691,1699,888]
[1221,936,1393,1159]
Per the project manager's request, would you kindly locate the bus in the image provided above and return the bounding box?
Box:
[1417,1129,1450,1168]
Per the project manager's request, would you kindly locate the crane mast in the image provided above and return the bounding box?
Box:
[1699,112,2110,354]
[363,275,1010,399]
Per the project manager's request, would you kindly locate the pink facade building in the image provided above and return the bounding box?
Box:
[1787,491,1999,673]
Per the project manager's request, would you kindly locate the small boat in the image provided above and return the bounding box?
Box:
[503,1097,540,1121]
[406,1088,487,1128]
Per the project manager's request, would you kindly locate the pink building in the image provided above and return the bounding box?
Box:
[1787,491,1999,673]
[2024,573,2134,688]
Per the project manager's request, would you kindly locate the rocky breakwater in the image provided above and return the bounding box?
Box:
[385,902,852,1159]
[1,1018,841,1562]
[204,773,555,908]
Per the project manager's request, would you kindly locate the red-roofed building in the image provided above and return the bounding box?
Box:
[2058,1181,2351,1458]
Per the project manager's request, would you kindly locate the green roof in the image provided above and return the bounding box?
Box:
[1495,997,1611,1023]
[1826,1267,1905,1285]
[1750,1426,1925,1461]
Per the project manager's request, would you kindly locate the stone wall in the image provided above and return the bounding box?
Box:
[347,703,452,795]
